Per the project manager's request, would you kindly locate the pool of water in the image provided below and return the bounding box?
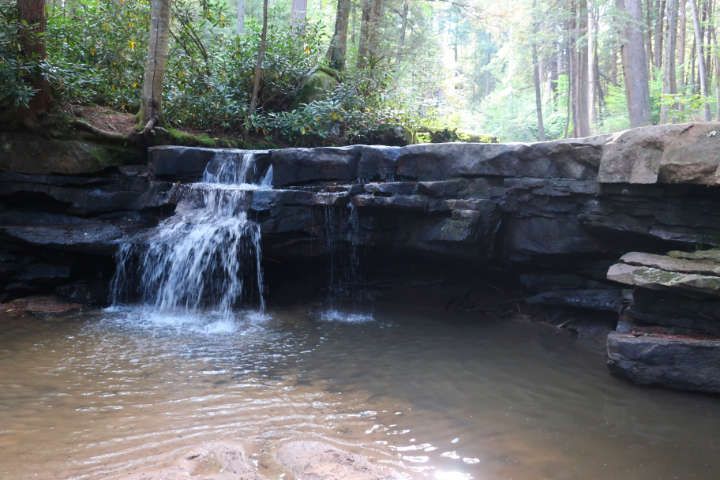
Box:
[1,303,719,479]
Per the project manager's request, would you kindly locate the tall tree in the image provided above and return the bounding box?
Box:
[140,0,171,130]
[678,0,687,92]
[617,0,652,126]
[573,0,591,137]
[653,0,666,68]
[531,0,545,140]
[248,0,269,122]
[357,0,384,68]
[291,0,307,30]
[237,0,245,34]
[328,0,351,70]
[661,0,678,122]
[689,0,711,119]
[17,0,52,123]
[588,0,599,127]
[397,0,409,64]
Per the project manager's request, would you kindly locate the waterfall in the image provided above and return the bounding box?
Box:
[320,199,372,322]
[111,151,269,315]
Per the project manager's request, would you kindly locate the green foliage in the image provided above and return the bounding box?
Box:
[46,0,149,110]
[0,5,41,109]
[164,15,328,131]
[251,68,412,145]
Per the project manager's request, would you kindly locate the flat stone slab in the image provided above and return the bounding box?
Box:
[608,331,720,393]
[620,251,720,275]
[607,262,720,297]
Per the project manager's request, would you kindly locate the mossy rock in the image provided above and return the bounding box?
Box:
[0,131,140,174]
[295,67,340,106]
[355,124,413,146]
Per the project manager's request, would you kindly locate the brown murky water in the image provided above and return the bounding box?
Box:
[1,304,720,480]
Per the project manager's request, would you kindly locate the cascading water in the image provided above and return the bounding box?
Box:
[111,151,269,316]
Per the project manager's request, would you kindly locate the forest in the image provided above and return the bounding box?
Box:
[2,0,719,145]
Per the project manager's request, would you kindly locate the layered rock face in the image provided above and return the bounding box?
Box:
[3,122,720,392]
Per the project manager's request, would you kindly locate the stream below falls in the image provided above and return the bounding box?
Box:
[1,304,720,479]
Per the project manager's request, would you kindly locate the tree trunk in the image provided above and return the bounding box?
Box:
[617,0,652,127]
[661,0,678,122]
[573,0,591,137]
[654,0,666,68]
[291,0,307,30]
[237,0,245,34]
[678,0,686,91]
[248,0,269,121]
[357,0,383,68]
[712,27,720,119]
[328,0,351,70]
[532,0,545,140]
[645,0,654,70]
[689,0,711,119]
[396,0,409,64]
[588,0,598,126]
[17,0,52,124]
[140,0,171,130]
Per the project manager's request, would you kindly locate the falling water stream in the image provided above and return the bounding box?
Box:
[111,151,270,314]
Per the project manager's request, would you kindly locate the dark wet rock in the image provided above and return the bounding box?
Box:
[526,288,625,312]
[270,146,360,186]
[0,211,148,254]
[519,273,609,291]
[55,281,109,306]
[502,216,604,262]
[607,332,720,393]
[356,145,401,181]
[149,146,217,181]
[627,289,720,337]
[582,185,720,247]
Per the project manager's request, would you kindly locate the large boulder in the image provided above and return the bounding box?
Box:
[598,123,720,185]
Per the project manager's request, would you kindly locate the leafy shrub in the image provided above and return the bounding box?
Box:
[46,0,149,111]
[0,5,41,109]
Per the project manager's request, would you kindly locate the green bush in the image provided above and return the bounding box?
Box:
[0,5,42,109]
[47,0,149,110]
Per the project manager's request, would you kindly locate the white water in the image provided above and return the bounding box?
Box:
[111,151,269,315]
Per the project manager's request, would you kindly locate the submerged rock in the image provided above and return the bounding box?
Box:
[276,440,408,480]
[0,295,82,317]
[123,442,262,480]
